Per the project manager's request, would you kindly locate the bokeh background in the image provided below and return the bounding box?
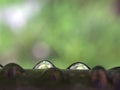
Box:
[0,0,120,69]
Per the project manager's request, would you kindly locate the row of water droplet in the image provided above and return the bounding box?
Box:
[0,60,91,70]
[0,60,91,80]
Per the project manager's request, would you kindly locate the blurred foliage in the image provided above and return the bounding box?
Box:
[0,0,120,69]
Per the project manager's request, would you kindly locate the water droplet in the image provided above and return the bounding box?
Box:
[33,60,55,69]
[67,62,90,70]
[2,63,25,78]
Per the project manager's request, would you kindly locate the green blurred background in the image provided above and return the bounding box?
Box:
[0,0,120,69]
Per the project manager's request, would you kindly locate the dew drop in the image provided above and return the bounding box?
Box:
[33,60,55,69]
[2,63,25,78]
[67,62,90,70]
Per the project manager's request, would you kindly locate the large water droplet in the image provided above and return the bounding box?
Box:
[2,63,25,78]
[67,62,90,70]
[33,60,55,69]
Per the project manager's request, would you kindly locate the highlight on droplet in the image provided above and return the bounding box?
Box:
[33,60,55,69]
[67,62,90,70]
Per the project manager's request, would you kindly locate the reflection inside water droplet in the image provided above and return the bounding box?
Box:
[68,62,90,70]
[33,60,55,69]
